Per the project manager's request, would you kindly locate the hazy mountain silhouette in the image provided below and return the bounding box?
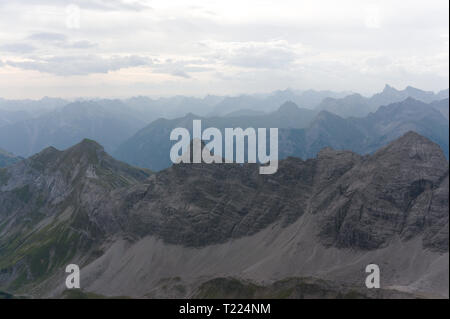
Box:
[0,100,147,157]
[115,98,449,171]
[317,84,449,118]
[208,89,349,116]
[114,102,318,170]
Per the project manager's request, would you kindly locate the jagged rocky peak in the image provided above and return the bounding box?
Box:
[0,131,448,298]
[316,146,357,159]
[30,138,103,161]
[74,138,104,149]
[373,131,448,166]
[15,138,151,190]
[402,96,417,102]
[310,109,343,125]
[313,132,448,252]
[25,138,106,174]
[65,138,105,156]
[114,132,447,251]
[405,85,432,95]
[61,139,151,183]
[383,83,399,93]
[278,101,300,112]
[343,93,365,100]
[61,138,106,165]
[29,145,60,161]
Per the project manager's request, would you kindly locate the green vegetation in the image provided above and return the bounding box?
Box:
[0,138,151,295]
[0,221,83,292]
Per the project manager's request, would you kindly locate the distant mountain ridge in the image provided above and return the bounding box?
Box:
[317,84,449,118]
[207,89,350,116]
[0,100,148,157]
[114,101,318,170]
[115,97,449,171]
[1,85,447,160]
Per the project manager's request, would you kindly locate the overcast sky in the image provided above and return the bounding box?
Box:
[0,0,448,99]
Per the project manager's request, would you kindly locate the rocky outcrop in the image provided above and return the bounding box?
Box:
[0,132,448,297]
[99,132,449,252]
[0,139,151,293]
[315,132,448,251]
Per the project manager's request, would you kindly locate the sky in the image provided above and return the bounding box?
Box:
[0,0,448,99]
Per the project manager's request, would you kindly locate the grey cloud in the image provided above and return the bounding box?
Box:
[68,40,98,49]
[170,70,191,78]
[183,66,214,73]
[151,59,213,78]
[5,54,214,78]
[228,47,297,69]
[0,43,36,54]
[27,32,97,50]
[28,32,67,43]
[1,0,150,11]
[208,41,300,70]
[6,55,153,76]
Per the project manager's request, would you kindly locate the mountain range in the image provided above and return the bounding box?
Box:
[0,85,448,299]
[206,89,350,116]
[279,97,449,160]
[0,85,447,160]
[114,101,318,170]
[0,131,448,298]
[114,97,449,171]
[0,100,148,157]
[316,85,449,118]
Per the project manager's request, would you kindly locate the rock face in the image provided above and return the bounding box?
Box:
[105,132,449,251]
[315,132,449,251]
[0,139,151,294]
[0,132,448,298]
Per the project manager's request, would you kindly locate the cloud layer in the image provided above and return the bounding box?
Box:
[0,0,448,98]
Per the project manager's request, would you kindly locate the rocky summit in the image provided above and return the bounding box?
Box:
[0,132,448,298]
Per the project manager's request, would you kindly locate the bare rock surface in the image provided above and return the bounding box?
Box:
[0,132,448,298]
